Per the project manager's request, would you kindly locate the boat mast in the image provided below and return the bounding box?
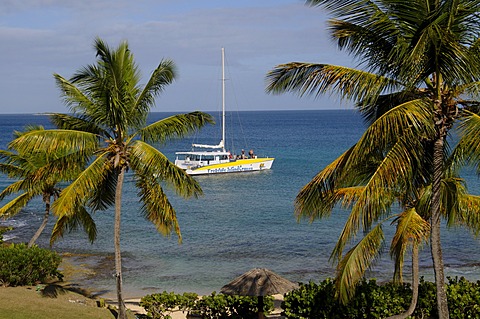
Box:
[221,48,226,152]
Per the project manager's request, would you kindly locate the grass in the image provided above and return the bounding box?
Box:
[0,251,140,318]
[0,285,129,319]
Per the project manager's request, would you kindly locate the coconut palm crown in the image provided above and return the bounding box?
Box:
[0,126,96,247]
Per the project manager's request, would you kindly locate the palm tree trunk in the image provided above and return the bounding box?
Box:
[431,136,449,319]
[28,197,50,248]
[115,167,127,319]
[385,244,419,319]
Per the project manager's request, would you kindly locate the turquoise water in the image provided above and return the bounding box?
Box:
[1,110,480,297]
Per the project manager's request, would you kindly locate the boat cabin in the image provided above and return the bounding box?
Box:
[175,151,231,169]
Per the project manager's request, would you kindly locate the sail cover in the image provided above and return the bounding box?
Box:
[192,140,224,149]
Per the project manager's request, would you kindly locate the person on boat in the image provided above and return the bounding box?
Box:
[249,149,254,158]
[241,149,246,159]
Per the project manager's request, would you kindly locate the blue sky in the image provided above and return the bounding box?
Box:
[1,0,354,114]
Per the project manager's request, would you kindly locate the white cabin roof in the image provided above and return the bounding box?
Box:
[175,150,230,156]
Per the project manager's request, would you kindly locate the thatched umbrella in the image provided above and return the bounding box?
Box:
[221,268,298,319]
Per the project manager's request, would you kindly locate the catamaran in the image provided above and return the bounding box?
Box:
[174,48,274,175]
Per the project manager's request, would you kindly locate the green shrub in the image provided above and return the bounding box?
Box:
[282,277,480,319]
[447,277,480,319]
[415,278,436,318]
[195,291,273,319]
[0,243,63,286]
[140,291,273,319]
[195,292,231,318]
[352,279,411,318]
[282,278,413,319]
[281,279,338,319]
[140,291,199,319]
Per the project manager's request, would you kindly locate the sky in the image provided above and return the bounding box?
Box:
[1,0,356,114]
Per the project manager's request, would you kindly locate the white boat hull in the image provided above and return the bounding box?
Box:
[183,158,274,175]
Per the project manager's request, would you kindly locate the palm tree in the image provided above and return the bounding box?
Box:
[9,38,214,319]
[0,126,96,247]
[266,1,480,317]
[293,104,432,303]
[294,104,480,317]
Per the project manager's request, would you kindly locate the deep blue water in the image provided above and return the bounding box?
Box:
[1,110,480,297]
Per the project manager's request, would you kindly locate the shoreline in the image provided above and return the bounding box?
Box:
[59,250,480,300]
[60,252,155,300]
[60,251,480,295]
[59,253,286,318]
[60,254,185,317]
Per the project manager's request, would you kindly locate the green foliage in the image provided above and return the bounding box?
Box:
[282,277,480,319]
[0,243,63,287]
[281,279,337,318]
[415,278,436,318]
[282,279,411,319]
[195,291,273,319]
[140,291,273,319]
[140,291,198,319]
[447,277,480,319]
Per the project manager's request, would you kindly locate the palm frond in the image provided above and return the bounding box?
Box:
[135,175,181,241]
[306,0,386,25]
[31,151,87,183]
[456,110,480,172]
[134,59,177,122]
[49,113,107,137]
[2,133,87,183]
[12,125,46,138]
[335,186,366,210]
[328,17,400,76]
[407,2,480,85]
[8,129,99,158]
[441,177,467,227]
[416,183,432,220]
[266,63,399,105]
[0,159,26,179]
[390,208,430,282]
[295,146,355,221]
[455,80,480,102]
[86,168,117,211]
[0,180,43,200]
[52,153,111,217]
[332,133,426,261]
[53,73,98,115]
[0,192,35,217]
[335,223,384,304]
[348,134,427,227]
[50,206,97,245]
[357,89,427,126]
[139,112,215,145]
[456,194,480,237]
[59,37,145,135]
[331,208,365,263]
[350,98,434,158]
[129,141,203,199]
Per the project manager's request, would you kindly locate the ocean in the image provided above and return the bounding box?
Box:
[1,110,480,298]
